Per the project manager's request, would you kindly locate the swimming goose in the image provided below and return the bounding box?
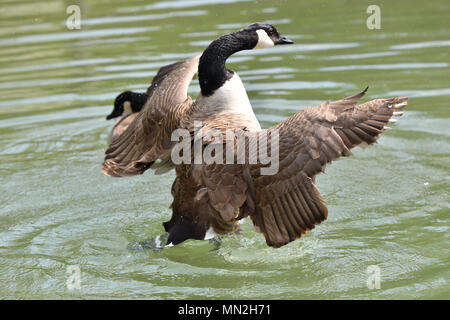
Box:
[102,23,408,248]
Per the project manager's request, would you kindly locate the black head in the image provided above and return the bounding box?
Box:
[198,23,293,96]
[106,91,148,120]
[240,23,294,49]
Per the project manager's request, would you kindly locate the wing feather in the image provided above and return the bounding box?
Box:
[247,88,408,247]
[101,54,200,177]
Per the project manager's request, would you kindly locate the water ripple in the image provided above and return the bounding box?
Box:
[390,40,450,50]
[319,62,448,71]
[0,72,156,90]
[120,0,251,12]
[244,81,354,91]
[82,10,207,26]
[0,27,158,46]
[0,58,115,75]
[380,88,450,98]
[322,51,400,60]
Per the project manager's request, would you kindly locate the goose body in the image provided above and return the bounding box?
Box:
[102,24,407,248]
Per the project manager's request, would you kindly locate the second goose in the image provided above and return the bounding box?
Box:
[105,60,193,141]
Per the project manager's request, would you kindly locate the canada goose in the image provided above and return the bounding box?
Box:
[102,23,408,248]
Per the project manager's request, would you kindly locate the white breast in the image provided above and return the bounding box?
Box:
[197,74,261,130]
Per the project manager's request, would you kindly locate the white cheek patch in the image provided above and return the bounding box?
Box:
[254,29,274,49]
[123,101,132,115]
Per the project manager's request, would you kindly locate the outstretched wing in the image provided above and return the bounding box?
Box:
[109,113,138,143]
[247,88,408,247]
[101,54,201,177]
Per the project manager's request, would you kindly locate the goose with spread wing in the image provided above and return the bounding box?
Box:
[101,23,407,248]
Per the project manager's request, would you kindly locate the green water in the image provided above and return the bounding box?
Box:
[0,0,449,299]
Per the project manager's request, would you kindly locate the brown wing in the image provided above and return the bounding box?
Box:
[247,88,408,247]
[109,113,138,143]
[145,59,195,98]
[101,54,200,177]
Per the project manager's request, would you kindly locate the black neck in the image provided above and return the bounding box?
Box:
[198,32,256,96]
[130,92,148,112]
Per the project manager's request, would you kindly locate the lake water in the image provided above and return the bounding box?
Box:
[0,0,448,299]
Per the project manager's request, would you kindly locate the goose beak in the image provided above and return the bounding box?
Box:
[106,107,122,120]
[106,112,119,120]
[275,36,294,45]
